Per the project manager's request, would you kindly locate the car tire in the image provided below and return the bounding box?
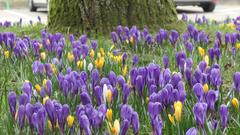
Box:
[202,2,216,12]
[29,0,37,12]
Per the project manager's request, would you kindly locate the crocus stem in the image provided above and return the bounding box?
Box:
[177,123,180,135]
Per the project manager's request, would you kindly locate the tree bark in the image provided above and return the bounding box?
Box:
[48,0,179,34]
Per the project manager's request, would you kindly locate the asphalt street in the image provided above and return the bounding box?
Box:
[0,4,240,25]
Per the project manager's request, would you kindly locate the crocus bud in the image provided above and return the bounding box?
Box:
[174,101,183,122]
[231,98,239,109]
[67,115,74,128]
[203,83,209,93]
[106,109,113,122]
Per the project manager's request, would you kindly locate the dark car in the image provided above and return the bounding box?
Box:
[175,0,217,12]
[28,0,48,12]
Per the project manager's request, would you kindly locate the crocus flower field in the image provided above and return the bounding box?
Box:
[1,15,240,135]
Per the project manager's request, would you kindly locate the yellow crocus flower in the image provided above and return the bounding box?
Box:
[48,120,52,130]
[174,101,182,122]
[90,49,95,58]
[35,84,41,93]
[204,55,209,66]
[123,65,128,76]
[42,79,47,89]
[67,52,74,62]
[77,60,83,70]
[40,52,46,60]
[203,84,209,93]
[43,96,49,105]
[198,47,205,57]
[111,119,120,135]
[95,57,105,69]
[67,115,74,128]
[168,114,175,125]
[227,23,236,30]
[232,98,239,109]
[106,90,112,104]
[100,48,105,56]
[50,64,57,75]
[106,109,113,122]
[236,43,240,49]
[4,51,9,58]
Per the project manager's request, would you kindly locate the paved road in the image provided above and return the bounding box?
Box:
[0,4,240,25]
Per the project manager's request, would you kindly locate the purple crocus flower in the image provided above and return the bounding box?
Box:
[108,71,117,87]
[93,86,103,106]
[176,51,186,69]
[45,80,52,97]
[130,68,138,86]
[163,54,169,69]
[148,102,162,120]
[231,33,238,46]
[208,48,214,60]
[18,105,26,129]
[198,61,207,72]
[79,114,91,135]
[22,82,32,99]
[219,104,229,130]
[210,68,221,88]
[152,117,162,135]
[80,92,92,105]
[185,68,192,86]
[233,72,240,92]
[91,40,98,51]
[121,104,133,121]
[123,83,131,104]
[80,35,88,44]
[193,83,204,101]
[25,103,34,130]
[185,127,197,135]
[185,41,193,53]
[120,119,130,135]
[33,107,47,135]
[193,102,207,128]
[57,104,70,133]
[117,75,125,88]
[225,33,231,45]
[91,69,99,88]
[45,99,57,126]
[111,32,118,44]
[131,111,140,134]
[136,75,144,97]
[216,31,222,45]
[206,90,219,111]
[8,92,17,118]
[19,93,29,106]
[133,55,139,66]
[122,52,128,66]
[169,30,179,48]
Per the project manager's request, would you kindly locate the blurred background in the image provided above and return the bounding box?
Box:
[0,0,239,9]
[0,0,240,24]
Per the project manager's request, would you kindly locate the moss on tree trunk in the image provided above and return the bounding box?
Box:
[48,0,183,34]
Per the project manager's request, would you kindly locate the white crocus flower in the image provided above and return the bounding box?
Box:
[103,84,108,103]
[88,63,93,72]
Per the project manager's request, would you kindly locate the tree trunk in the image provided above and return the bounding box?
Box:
[48,0,179,34]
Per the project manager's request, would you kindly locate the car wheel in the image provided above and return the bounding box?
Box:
[202,2,216,12]
[29,0,37,12]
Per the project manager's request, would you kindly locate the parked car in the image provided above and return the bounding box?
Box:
[28,0,216,12]
[175,0,217,12]
[28,0,48,12]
